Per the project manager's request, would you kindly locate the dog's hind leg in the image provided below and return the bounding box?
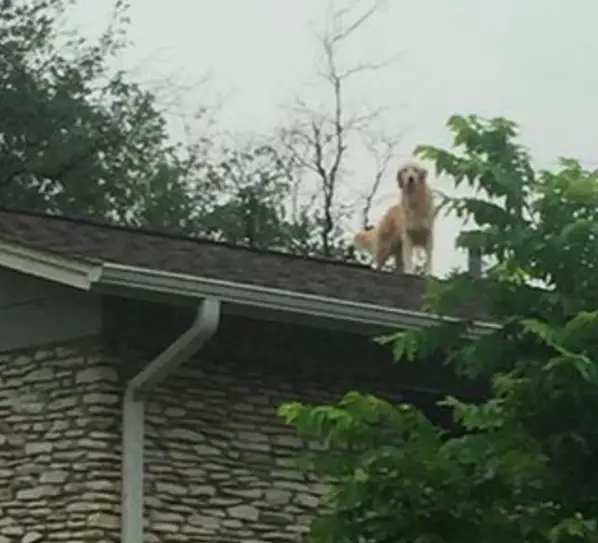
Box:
[374,242,393,270]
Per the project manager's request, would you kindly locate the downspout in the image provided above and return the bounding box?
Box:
[120,298,221,543]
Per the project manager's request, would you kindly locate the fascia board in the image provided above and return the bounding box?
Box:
[96,262,499,337]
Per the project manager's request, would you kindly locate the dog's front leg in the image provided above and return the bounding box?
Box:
[401,235,414,274]
[374,242,392,271]
[423,235,433,276]
[392,242,404,274]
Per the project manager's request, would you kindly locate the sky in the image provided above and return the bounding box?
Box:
[70,0,598,276]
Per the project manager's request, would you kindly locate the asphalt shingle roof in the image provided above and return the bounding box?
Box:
[0,209,429,311]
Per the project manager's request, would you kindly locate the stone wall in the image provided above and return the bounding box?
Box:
[0,343,406,543]
[0,341,122,543]
[144,356,404,543]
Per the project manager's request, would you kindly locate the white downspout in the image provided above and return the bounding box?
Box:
[120,298,221,543]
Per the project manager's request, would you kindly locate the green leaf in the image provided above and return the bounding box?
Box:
[520,318,558,348]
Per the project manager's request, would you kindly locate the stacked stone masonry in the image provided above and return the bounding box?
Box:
[0,343,122,543]
[0,342,399,542]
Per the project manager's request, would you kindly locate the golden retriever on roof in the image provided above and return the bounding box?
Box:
[353,159,435,275]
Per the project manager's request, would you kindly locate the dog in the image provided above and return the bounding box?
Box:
[396,159,434,275]
[352,203,404,272]
[352,159,435,275]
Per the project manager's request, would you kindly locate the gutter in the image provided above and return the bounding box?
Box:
[120,298,221,543]
[0,239,98,290]
[93,262,499,337]
[0,238,498,337]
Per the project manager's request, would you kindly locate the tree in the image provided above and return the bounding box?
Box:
[185,135,351,257]
[194,143,316,252]
[0,0,199,226]
[279,114,598,542]
[277,0,404,259]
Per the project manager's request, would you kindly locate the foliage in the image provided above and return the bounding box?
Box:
[177,143,351,257]
[279,114,598,542]
[0,0,199,225]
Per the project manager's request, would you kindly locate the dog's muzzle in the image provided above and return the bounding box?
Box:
[405,176,417,191]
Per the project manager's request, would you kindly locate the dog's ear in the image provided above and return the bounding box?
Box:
[396,168,404,188]
[419,167,428,183]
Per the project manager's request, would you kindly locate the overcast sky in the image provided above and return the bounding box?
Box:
[71,0,598,276]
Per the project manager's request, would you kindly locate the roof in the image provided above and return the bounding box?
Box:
[0,208,426,310]
[0,208,496,335]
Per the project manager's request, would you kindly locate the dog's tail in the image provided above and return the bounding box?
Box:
[353,227,375,251]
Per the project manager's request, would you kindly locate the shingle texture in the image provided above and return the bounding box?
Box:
[0,209,429,310]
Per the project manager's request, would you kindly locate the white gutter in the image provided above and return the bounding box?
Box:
[93,262,499,337]
[0,239,98,290]
[121,298,221,543]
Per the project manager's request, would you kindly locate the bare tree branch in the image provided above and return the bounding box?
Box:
[331,57,396,81]
[327,0,388,44]
[359,130,402,228]
[275,0,405,259]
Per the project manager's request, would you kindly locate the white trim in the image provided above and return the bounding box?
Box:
[96,262,498,337]
[0,239,99,290]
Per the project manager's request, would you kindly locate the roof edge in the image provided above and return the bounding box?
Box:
[0,238,99,290]
[0,240,498,337]
[95,262,499,337]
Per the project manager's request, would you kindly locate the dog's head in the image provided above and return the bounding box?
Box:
[396,160,428,195]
